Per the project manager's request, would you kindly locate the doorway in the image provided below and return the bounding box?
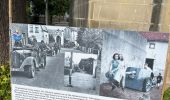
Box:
[56,36,61,45]
[145,58,154,70]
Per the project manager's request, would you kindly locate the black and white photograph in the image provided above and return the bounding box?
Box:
[10,23,169,99]
[62,28,102,95]
[10,23,103,95]
[100,30,169,100]
[10,23,67,90]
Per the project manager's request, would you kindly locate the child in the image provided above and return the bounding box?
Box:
[157,73,163,89]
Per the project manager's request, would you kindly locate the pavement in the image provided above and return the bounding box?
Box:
[62,72,98,95]
[100,83,163,100]
[64,72,96,89]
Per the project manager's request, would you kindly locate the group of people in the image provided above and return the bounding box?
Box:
[105,53,126,91]
[150,72,163,89]
[54,42,61,55]
[30,36,61,56]
[144,63,163,89]
[106,53,163,91]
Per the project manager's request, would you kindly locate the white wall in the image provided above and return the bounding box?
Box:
[100,30,147,84]
[46,26,65,45]
[28,24,49,44]
[146,41,168,76]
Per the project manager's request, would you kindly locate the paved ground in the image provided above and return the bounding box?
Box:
[100,83,162,100]
[63,72,98,95]
[125,86,162,100]
[64,72,95,89]
[11,53,64,90]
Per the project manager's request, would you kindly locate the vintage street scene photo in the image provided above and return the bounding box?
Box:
[10,23,67,90]
[99,30,169,100]
[62,28,102,95]
[10,23,102,95]
[10,23,169,99]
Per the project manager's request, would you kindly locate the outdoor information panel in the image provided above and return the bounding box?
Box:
[10,23,169,100]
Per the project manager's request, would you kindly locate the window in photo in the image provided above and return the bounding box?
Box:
[35,26,39,33]
[149,43,155,49]
[30,25,33,33]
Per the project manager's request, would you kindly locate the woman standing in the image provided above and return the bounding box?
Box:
[119,54,126,91]
[109,53,121,90]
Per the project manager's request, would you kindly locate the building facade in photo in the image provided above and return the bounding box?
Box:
[140,32,169,76]
[28,24,49,44]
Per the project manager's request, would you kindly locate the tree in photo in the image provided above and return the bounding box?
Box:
[82,29,102,49]
[76,27,86,46]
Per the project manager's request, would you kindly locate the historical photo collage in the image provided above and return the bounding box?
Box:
[10,23,169,100]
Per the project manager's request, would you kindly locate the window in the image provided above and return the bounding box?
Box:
[149,43,155,49]
[35,26,39,33]
[30,26,33,33]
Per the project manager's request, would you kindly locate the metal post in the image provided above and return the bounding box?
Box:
[68,51,73,87]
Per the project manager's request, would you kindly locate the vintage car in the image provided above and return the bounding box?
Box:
[79,58,94,75]
[11,46,46,78]
[125,67,155,92]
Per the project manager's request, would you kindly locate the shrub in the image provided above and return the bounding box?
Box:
[0,64,11,100]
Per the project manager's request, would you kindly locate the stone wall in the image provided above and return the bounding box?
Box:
[72,0,170,33]
[72,0,153,31]
[160,0,170,32]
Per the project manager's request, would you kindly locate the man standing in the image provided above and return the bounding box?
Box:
[13,30,22,47]
[39,40,47,68]
[54,42,59,55]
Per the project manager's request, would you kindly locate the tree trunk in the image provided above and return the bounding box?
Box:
[45,0,49,25]
[12,0,27,23]
[69,0,74,26]
[0,0,9,64]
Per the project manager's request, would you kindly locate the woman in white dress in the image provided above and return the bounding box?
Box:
[119,54,126,91]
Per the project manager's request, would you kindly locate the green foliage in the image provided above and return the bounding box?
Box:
[31,0,45,15]
[49,0,69,16]
[29,0,69,16]
[0,64,11,100]
[163,87,170,100]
